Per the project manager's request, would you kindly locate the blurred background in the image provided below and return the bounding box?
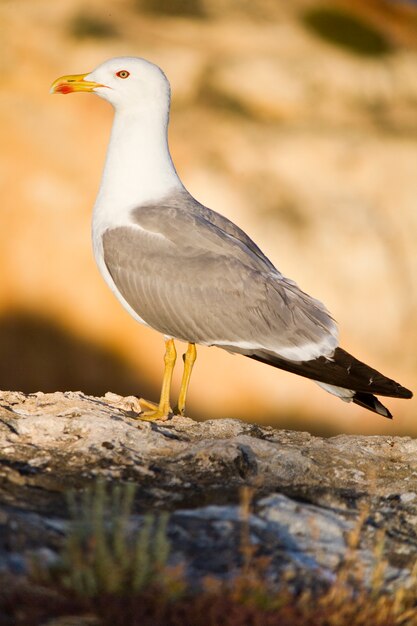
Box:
[0,0,416,435]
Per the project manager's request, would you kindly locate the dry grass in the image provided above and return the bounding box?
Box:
[2,483,417,626]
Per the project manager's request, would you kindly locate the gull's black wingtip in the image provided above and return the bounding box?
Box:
[401,387,413,400]
[353,392,393,419]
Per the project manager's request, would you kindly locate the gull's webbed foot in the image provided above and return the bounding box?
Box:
[139,406,173,422]
[138,398,173,421]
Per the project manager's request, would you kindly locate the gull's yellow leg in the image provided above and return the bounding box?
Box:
[139,338,176,421]
[177,343,197,416]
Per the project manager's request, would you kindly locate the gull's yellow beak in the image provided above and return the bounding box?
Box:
[50,73,103,95]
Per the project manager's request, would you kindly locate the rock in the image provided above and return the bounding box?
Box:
[1,389,417,596]
[208,56,308,121]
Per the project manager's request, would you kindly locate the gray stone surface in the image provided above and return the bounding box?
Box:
[1,390,417,590]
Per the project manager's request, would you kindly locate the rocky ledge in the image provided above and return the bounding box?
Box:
[1,390,417,592]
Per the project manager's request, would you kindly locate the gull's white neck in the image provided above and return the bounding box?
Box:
[93,105,182,229]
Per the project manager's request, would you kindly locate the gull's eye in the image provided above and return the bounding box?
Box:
[116,70,130,79]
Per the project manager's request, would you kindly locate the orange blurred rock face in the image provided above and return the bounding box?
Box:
[0,0,415,435]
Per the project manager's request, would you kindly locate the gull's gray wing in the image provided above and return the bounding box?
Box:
[152,189,277,273]
[102,191,338,361]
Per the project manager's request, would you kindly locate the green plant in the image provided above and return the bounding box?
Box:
[53,481,176,597]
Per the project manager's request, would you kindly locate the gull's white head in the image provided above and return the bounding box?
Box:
[50,56,171,114]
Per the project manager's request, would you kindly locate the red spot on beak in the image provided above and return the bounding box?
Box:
[55,83,74,95]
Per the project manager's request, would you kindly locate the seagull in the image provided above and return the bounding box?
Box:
[51,57,412,421]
